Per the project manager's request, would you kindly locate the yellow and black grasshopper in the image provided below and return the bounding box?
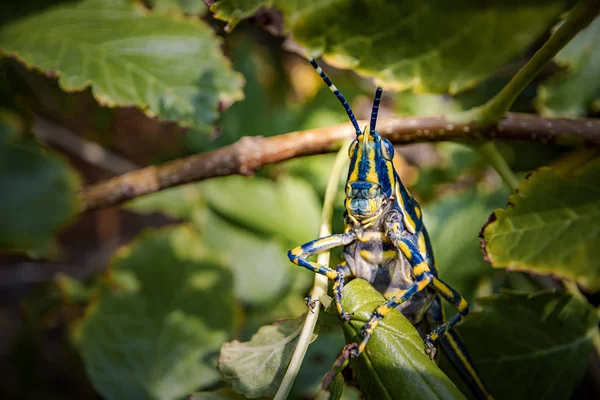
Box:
[288,58,493,400]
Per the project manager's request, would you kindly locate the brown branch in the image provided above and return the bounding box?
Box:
[81,113,600,212]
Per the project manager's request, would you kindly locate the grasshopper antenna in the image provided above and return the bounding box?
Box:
[370,87,383,133]
[309,58,361,136]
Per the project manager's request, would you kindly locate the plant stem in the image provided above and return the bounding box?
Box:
[471,0,600,124]
[82,113,600,212]
[476,142,520,190]
[274,140,351,400]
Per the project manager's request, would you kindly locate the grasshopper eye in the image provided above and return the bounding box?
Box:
[367,186,378,198]
[381,138,394,161]
[348,140,358,159]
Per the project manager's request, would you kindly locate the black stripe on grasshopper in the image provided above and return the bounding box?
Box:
[288,58,493,400]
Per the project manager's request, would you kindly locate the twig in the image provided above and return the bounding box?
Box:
[33,116,139,174]
[469,0,600,123]
[81,113,600,212]
[274,139,351,400]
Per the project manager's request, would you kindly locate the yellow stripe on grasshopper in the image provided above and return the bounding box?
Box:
[395,182,416,234]
[445,332,490,399]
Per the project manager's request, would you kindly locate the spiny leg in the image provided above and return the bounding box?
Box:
[424,276,470,353]
[332,261,354,321]
[288,232,356,280]
[289,233,356,315]
[424,295,444,359]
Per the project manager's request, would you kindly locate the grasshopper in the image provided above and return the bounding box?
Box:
[288,58,493,400]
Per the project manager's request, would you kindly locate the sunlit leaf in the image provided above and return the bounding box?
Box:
[0,111,81,255]
[195,208,292,305]
[537,18,600,117]
[77,226,236,400]
[200,175,321,245]
[482,159,600,291]
[446,291,599,400]
[218,316,308,398]
[340,279,465,400]
[0,0,244,133]
[149,0,207,14]
[211,0,574,93]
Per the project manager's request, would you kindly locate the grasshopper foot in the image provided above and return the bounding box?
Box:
[424,338,437,360]
[305,296,318,313]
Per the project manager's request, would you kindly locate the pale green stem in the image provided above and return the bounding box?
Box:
[274,140,351,400]
[476,142,520,190]
[459,0,600,125]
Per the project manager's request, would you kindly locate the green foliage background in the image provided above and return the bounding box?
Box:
[0,1,599,400]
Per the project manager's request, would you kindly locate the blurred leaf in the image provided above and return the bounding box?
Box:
[78,226,236,400]
[425,188,508,308]
[126,183,203,220]
[446,291,599,400]
[200,175,321,245]
[537,18,600,117]
[412,143,482,200]
[195,208,291,305]
[211,0,265,28]
[149,0,207,14]
[482,159,600,291]
[395,91,462,116]
[219,316,308,398]
[211,0,574,93]
[340,279,465,400]
[0,0,243,134]
[0,111,81,255]
[188,388,250,400]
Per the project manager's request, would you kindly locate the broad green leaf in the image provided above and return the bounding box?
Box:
[200,175,321,245]
[0,111,81,255]
[195,208,291,305]
[0,0,243,133]
[218,316,308,398]
[424,188,508,307]
[340,279,465,400]
[445,291,599,400]
[211,0,574,93]
[77,226,236,400]
[127,181,308,305]
[188,388,250,400]
[537,18,600,117]
[482,159,600,291]
[149,0,207,14]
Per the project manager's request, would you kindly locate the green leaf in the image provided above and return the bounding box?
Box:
[149,0,207,14]
[200,175,321,245]
[482,159,600,291]
[77,226,236,400]
[0,111,81,255]
[127,178,312,305]
[195,208,292,305]
[340,279,465,400]
[218,316,308,398]
[0,0,244,133]
[537,18,600,117]
[424,188,508,306]
[211,0,574,93]
[188,388,250,400]
[446,291,599,400]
